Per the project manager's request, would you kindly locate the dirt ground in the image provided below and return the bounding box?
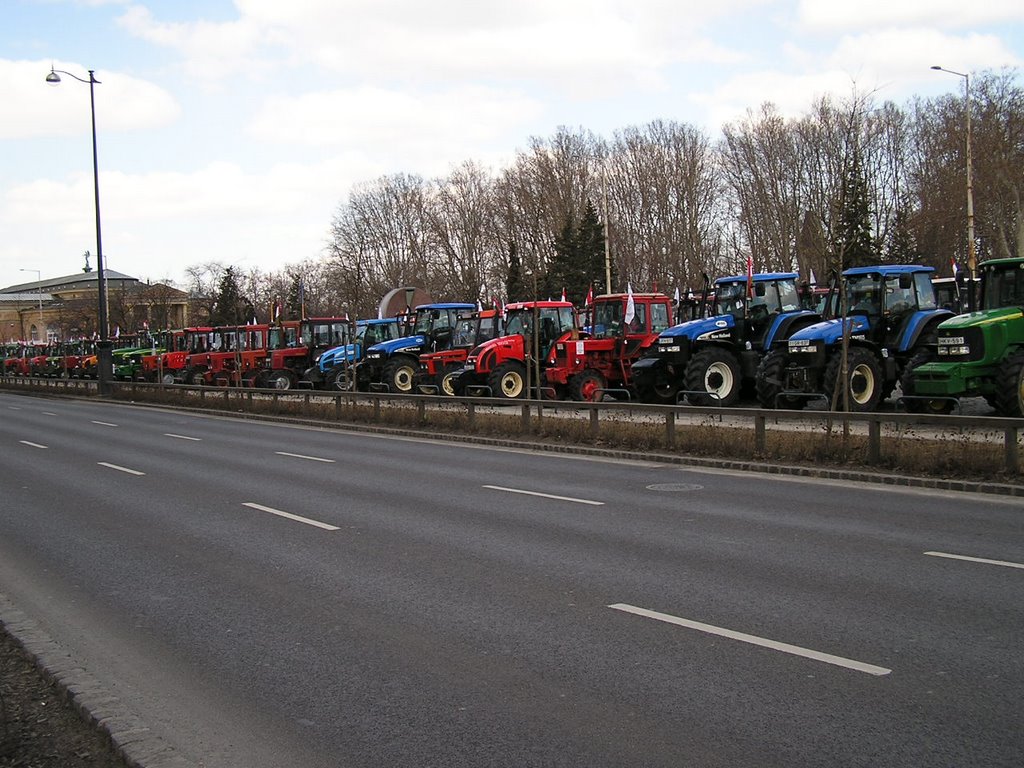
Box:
[0,628,128,768]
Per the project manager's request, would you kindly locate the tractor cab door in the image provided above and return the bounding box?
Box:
[882,273,918,347]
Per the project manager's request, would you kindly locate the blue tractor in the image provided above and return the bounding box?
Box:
[302,318,402,390]
[755,264,955,411]
[631,272,819,406]
[355,302,476,393]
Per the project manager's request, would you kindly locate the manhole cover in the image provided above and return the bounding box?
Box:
[645,483,704,492]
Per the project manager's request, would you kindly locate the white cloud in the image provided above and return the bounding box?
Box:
[0,59,179,140]
[798,0,1024,31]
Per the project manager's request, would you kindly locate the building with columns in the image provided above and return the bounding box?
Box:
[0,268,189,342]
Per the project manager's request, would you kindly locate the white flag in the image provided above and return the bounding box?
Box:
[624,283,636,325]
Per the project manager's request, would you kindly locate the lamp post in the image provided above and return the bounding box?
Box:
[45,66,111,393]
[930,65,976,287]
[18,268,43,342]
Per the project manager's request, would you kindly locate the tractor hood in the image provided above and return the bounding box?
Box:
[937,306,1024,330]
[659,314,736,341]
[787,315,871,345]
[364,335,424,358]
[318,343,359,370]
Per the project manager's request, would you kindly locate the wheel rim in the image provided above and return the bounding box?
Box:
[393,366,414,392]
[272,375,291,390]
[850,363,875,405]
[501,372,523,398]
[440,373,456,396]
[704,362,734,399]
[580,376,601,401]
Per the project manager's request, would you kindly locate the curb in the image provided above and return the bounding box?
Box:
[0,593,195,768]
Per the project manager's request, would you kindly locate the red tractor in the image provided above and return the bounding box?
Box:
[194,324,271,386]
[258,317,351,390]
[415,308,502,395]
[546,292,673,401]
[454,300,578,399]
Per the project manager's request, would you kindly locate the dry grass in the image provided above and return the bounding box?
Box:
[13,380,1021,483]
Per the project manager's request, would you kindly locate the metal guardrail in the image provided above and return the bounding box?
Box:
[2,374,1021,475]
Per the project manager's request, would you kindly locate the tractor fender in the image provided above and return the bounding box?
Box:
[764,310,820,350]
[897,309,956,353]
[631,355,667,373]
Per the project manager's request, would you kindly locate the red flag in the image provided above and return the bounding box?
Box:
[585,285,594,307]
[561,287,567,302]
[746,255,754,299]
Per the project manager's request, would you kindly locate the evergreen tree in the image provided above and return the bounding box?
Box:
[834,148,874,269]
[286,272,304,319]
[210,266,245,325]
[884,204,918,265]
[547,216,579,300]
[505,240,528,303]
[576,199,610,298]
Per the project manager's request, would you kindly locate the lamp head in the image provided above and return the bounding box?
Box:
[45,68,61,85]
[930,65,942,70]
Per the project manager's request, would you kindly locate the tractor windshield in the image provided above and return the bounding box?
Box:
[714,282,747,317]
[302,322,349,349]
[268,325,299,350]
[845,275,882,315]
[981,263,1024,310]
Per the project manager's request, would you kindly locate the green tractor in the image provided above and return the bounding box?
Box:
[904,257,1024,415]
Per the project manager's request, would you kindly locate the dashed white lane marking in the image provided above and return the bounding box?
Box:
[925,551,1024,570]
[164,433,202,441]
[275,451,335,463]
[7,406,21,410]
[98,462,145,476]
[482,485,604,506]
[42,412,57,416]
[91,420,118,427]
[19,440,47,449]
[608,603,892,677]
[242,502,340,531]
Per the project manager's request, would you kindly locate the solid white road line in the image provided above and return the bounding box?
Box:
[275,451,335,463]
[97,462,146,476]
[608,603,892,677]
[164,433,202,441]
[482,484,604,506]
[242,502,340,531]
[91,420,118,427]
[19,440,47,449]
[925,551,1024,570]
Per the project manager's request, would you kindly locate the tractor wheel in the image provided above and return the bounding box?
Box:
[488,361,527,399]
[994,350,1024,417]
[328,366,355,391]
[382,358,417,394]
[266,370,295,390]
[634,367,679,405]
[824,347,883,412]
[161,372,177,385]
[755,350,804,410]
[900,349,955,414]
[439,364,461,397]
[189,368,207,386]
[685,347,741,406]
[570,369,606,402]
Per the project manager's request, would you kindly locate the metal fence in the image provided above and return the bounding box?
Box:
[2,375,1021,476]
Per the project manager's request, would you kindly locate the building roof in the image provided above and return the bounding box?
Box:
[0,269,137,294]
[0,292,56,302]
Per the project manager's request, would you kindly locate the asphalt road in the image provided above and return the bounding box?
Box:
[0,391,1021,768]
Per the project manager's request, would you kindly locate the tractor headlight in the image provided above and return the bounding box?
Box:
[937,336,969,356]
[788,339,817,353]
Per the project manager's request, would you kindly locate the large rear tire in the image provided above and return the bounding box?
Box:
[488,361,527,399]
[634,366,680,405]
[685,347,741,406]
[824,347,883,412]
[439,364,461,397]
[994,350,1024,417]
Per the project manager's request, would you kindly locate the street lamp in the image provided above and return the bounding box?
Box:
[18,268,43,343]
[930,65,976,288]
[45,65,111,393]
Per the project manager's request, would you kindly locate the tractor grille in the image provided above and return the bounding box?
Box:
[936,327,985,362]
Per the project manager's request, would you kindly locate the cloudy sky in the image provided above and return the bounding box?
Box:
[2,0,1022,291]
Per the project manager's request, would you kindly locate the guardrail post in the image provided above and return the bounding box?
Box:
[373,396,380,421]
[868,417,881,464]
[665,410,675,448]
[590,407,599,439]
[1006,426,1020,474]
[467,401,475,428]
[521,403,530,432]
[224,388,230,407]
[417,398,425,425]
[335,395,342,420]
[755,413,765,454]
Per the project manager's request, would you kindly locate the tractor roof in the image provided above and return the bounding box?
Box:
[413,302,476,311]
[716,272,798,284]
[503,300,574,311]
[842,264,934,277]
